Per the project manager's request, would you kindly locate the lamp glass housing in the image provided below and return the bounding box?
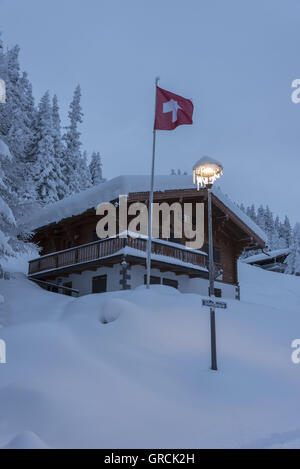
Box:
[193,157,223,189]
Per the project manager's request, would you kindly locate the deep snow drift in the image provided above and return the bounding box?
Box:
[0,262,300,449]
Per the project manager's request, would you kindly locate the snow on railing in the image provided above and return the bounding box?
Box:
[28,236,208,275]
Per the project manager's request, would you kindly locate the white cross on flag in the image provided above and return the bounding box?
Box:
[154,86,193,130]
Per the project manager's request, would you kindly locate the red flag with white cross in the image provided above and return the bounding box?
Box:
[154,86,194,130]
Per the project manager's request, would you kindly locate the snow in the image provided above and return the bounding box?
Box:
[121,246,208,271]
[110,231,208,257]
[0,260,300,448]
[193,156,223,169]
[1,247,39,275]
[0,139,12,159]
[24,175,266,243]
[239,262,300,312]
[212,185,266,242]
[0,197,15,226]
[3,431,49,449]
[243,248,291,264]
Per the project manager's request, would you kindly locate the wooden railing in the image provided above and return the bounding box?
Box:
[29,278,80,297]
[28,237,208,275]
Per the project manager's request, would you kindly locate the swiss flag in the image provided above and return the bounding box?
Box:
[154,86,194,130]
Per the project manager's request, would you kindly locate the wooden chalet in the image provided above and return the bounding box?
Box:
[26,176,266,298]
[243,248,290,273]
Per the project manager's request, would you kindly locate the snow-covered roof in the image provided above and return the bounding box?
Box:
[243,248,290,264]
[212,185,266,242]
[24,175,267,242]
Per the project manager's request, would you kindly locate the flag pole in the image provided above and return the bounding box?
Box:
[146,76,159,289]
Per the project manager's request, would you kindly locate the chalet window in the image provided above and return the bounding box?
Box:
[92,275,107,293]
[162,278,178,289]
[144,275,161,285]
[203,243,221,264]
[214,248,221,264]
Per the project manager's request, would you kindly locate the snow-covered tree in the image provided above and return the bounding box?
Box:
[31,91,60,203]
[272,216,284,249]
[51,94,68,199]
[239,203,245,213]
[5,47,33,165]
[0,38,10,137]
[284,223,300,275]
[79,151,92,190]
[0,44,37,202]
[246,204,256,223]
[62,85,84,194]
[0,139,16,257]
[256,205,266,233]
[264,206,275,249]
[282,216,292,248]
[235,200,299,270]
[89,151,104,185]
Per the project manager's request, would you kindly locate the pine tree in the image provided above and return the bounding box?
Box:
[0,139,22,257]
[272,216,281,249]
[62,85,84,194]
[0,44,37,201]
[285,223,300,275]
[31,91,59,203]
[265,206,275,249]
[51,94,68,199]
[282,216,292,248]
[246,204,257,223]
[0,38,10,137]
[89,151,104,185]
[79,151,92,190]
[256,205,266,232]
[5,46,28,163]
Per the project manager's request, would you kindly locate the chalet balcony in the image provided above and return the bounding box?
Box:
[28,236,209,277]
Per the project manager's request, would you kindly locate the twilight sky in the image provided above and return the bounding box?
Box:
[1,0,300,223]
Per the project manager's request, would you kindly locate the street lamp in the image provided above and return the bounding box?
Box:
[193,156,223,371]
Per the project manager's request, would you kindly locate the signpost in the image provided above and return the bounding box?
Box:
[202,299,227,309]
[193,157,223,371]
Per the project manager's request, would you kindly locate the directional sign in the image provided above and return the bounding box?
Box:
[202,299,227,309]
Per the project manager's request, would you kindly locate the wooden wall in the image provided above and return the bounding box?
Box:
[32,196,252,285]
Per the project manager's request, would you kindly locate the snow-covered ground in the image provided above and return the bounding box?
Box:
[0,261,299,449]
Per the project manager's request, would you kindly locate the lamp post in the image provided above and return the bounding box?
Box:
[193,156,223,371]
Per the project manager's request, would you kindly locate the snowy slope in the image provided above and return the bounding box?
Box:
[0,262,299,449]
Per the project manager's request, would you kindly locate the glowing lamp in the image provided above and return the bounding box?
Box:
[193,156,223,189]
